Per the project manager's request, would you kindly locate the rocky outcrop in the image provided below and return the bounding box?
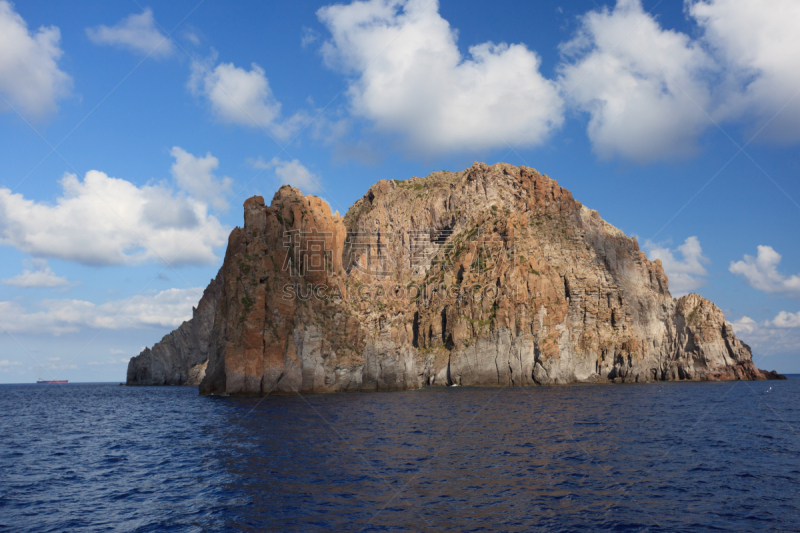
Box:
[126,271,222,386]
[190,162,782,396]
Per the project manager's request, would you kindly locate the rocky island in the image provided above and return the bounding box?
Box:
[126,162,784,394]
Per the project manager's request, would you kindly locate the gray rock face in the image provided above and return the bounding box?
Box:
[130,163,783,394]
[194,163,782,396]
[126,271,222,386]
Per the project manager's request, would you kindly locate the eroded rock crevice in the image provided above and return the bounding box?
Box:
[127,163,784,393]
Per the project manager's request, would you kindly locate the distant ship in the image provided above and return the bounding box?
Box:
[36,379,68,384]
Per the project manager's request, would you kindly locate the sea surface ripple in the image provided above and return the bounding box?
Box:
[1,378,799,532]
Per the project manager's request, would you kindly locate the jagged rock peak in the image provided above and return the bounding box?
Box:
[128,162,784,394]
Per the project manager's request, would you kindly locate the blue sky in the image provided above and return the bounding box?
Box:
[1,0,799,382]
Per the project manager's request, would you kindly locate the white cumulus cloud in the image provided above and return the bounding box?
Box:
[558,0,714,163]
[0,0,71,118]
[251,156,323,194]
[2,259,70,288]
[689,0,800,143]
[188,53,308,140]
[170,147,233,211]
[644,236,709,296]
[556,0,800,162]
[729,245,800,297]
[312,0,800,161]
[86,8,174,58]
[316,0,564,154]
[730,316,758,335]
[0,169,228,267]
[0,286,203,335]
[770,311,800,329]
[731,313,800,359]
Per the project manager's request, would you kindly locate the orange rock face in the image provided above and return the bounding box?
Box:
[180,163,783,396]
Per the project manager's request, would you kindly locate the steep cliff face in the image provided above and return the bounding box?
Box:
[196,162,782,396]
[126,271,222,386]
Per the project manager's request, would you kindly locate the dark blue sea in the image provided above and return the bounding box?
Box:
[1,378,799,532]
